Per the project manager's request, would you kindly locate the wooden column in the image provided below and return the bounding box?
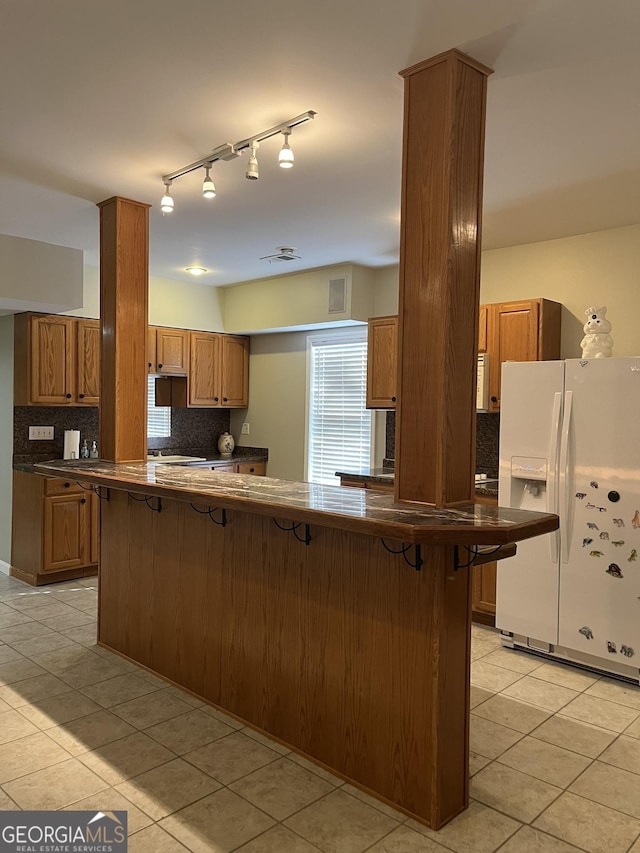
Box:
[395,50,492,507]
[97,196,150,463]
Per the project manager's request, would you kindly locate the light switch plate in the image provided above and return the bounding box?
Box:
[241,422,250,435]
[29,426,54,440]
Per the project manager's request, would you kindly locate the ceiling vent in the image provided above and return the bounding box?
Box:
[259,247,301,264]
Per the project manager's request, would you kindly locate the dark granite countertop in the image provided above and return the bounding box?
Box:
[33,459,557,547]
[336,468,499,498]
[15,450,267,474]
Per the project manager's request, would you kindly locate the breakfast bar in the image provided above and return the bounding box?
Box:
[35,459,557,829]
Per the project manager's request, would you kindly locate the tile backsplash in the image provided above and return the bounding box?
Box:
[385,410,499,479]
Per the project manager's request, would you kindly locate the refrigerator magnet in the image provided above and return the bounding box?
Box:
[576,492,586,499]
[589,550,605,557]
[599,532,609,540]
[582,538,594,546]
[587,523,599,530]
[632,510,640,528]
[621,645,635,658]
[607,641,617,654]
[579,626,594,640]
[612,540,625,546]
[613,518,625,527]
[590,481,599,488]
[628,549,637,562]
[606,563,623,578]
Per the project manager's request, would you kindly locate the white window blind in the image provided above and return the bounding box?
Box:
[147,375,171,438]
[307,331,372,485]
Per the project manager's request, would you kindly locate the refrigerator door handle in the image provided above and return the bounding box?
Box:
[548,392,563,563]
[559,390,573,564]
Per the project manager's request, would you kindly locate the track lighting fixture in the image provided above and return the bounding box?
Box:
[278,129,294,169]
[160,110,316,212]
[245,141,259,180]
[202,166,216,199]
[160,181,174,214]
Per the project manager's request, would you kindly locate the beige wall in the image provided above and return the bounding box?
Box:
[223,264,375,334]
[66,265,225,330]
[0,315,14,568]
[0,234,83,314]
[480,224,640,358]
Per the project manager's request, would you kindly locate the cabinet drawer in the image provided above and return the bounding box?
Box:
[236,462,266,476]
[44,477,84,496]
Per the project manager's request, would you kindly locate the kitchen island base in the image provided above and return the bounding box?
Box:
[99,490,471,828]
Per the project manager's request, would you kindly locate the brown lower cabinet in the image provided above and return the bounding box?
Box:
[471,494,498,625]
[11,471,99,585]
[211,461,266,475]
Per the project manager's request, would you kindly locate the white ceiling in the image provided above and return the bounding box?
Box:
[1,0,639,287]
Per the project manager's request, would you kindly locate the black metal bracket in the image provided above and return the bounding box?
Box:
[78,483,110,501]
[190,504,228,527]
[273,519,311,545]
[454,544,504,570]
[128,492,162,513]
[380,539,423,571]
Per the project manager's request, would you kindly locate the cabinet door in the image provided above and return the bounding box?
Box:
[76,319,100,405]
[212,463,237,472]
[487,300,540,411]
[189,332,221,406]
[478,305,488,353]
[147,327,157,373]
[90,493,100,565]
[472,562,497,623]
[43,493,90,572]
[156,328,189,375]
[366,316,398,409]
[220,335,249,407]
[30,316,74,404]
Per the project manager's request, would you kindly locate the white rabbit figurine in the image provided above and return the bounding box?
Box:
[580,306,613,358]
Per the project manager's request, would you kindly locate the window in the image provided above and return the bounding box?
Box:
[306,329,372,485]
[147,375,171,438]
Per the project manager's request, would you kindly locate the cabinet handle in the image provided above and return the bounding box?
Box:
[79,393,85,399]
[148,362,152,368]
[214,396,219,402]
[158,363,163,369]
[64,482,70,488]
[66,393,72,399]
[223,397,228,402]
[490,396,498,403]
[80,498,87,504]
[249,467,254,473]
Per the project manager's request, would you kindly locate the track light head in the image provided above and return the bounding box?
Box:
[278,129,294,169]
[160,181,174,214]
[245,141,259,180]
[202,166,216,199]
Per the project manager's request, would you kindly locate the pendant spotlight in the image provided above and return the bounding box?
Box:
[160,181,174,214]
[159,111,316,212]
[202,166,216,199]
[278,129,294,169]
[245,141,259,180]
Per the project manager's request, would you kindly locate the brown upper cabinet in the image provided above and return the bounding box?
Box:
[14,313,100,406]
[156,331,249,409]
[366,316,398,409]
[366,298,561,411]
[487,299,561,411]
[149,327,189,375]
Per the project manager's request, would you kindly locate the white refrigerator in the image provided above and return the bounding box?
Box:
[497,358,640,681]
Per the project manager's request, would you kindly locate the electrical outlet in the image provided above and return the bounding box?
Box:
[29,426,54,440]
[241,422,250,435]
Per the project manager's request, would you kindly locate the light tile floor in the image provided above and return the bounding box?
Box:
[0,571,639,852]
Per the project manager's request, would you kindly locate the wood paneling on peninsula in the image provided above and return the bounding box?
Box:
[395,50,492,507]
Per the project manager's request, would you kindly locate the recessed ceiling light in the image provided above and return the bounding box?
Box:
[186,266,207,276]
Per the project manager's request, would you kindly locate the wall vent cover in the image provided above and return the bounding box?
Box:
[328,277,347,313]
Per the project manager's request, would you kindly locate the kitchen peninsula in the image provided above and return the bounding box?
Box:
[35,458,557,828]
